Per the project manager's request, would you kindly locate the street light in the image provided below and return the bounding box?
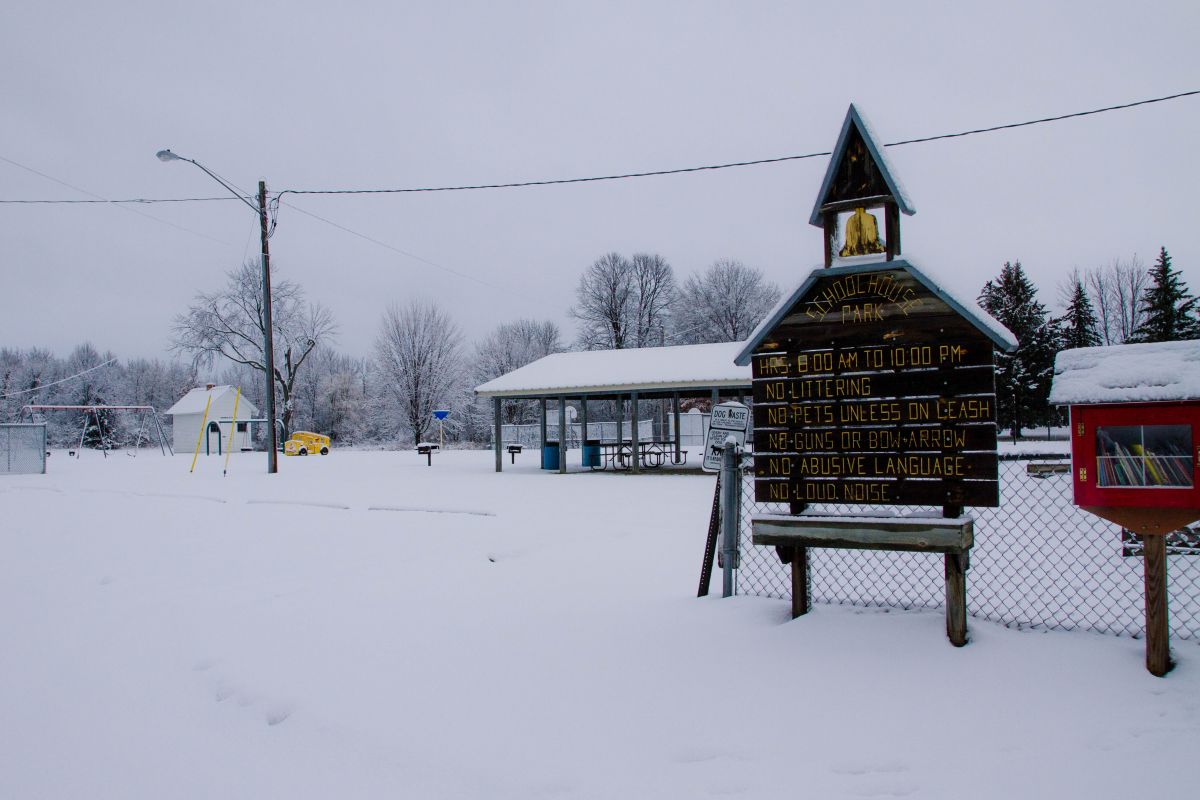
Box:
[157,149,279,474]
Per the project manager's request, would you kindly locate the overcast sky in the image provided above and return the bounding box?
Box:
[3,1,1198,362]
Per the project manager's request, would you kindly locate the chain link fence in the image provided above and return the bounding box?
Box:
[736,457,1200,643]
[1,423,47,475]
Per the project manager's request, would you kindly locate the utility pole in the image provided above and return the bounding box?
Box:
[156,150,280,475]
[259,180,278,473]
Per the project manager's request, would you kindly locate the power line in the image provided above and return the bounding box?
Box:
[0,358,118,399]
[1,89,1195,206]
[277,197,501,289]
[278,89,1200,194]
[0,154,238,246]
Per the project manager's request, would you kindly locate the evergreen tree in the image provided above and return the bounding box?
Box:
[1057,274,1101,349]
[979,261,1058,440]
[1130,247,1200,342]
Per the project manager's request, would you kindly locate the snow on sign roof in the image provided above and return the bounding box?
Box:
[1049,340,1200,405]
[474,341,751,398]
[735,256,1018,365]
[807,103,915,228]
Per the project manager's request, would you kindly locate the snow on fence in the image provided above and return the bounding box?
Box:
[736,457,1200,643]
[0,423,47,475]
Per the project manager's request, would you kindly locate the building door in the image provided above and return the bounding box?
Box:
[207,421,222,455]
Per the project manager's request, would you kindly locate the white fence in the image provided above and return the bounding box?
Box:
[1,424,47,475]
[500,411,714,448]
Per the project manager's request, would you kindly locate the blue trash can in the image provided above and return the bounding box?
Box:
[582,440,600,467]
[542,442,560,470]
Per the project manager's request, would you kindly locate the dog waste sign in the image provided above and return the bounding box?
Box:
[703,401,749,472]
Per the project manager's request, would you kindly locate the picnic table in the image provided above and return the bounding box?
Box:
[589,441,686,471]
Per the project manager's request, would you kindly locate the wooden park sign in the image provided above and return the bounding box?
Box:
[744,261,1012,512]
[736,105,1017,514]
[733,105,1018,646]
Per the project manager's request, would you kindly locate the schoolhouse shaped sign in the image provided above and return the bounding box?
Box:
[736,106,1016,511]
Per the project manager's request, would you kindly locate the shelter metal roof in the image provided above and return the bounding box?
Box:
[474,342,751,399]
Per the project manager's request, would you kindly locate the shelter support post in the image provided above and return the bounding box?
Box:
[631,391,640,474]
[672,392,681,464]
[558,399,567,475]
[494,397,503,473]
[617,396,624,446]
[539,398,547,448]
[581,396,589,449]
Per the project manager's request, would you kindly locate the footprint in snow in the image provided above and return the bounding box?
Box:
[207,671,293,727]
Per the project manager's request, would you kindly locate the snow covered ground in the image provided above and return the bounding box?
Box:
[2,448,1196,799]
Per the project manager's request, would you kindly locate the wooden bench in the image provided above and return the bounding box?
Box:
[751,514,974,646]
[1025,461,1070,477]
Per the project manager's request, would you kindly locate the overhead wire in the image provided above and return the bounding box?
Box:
[1,89,1195,205]
[276,196,500,289]
[0,154,237,246]
[2,89,1196,294]
[0,358,118,399]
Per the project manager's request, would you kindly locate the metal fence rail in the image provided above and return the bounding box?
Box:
[737,458,1200,642]
[1,423,47,475]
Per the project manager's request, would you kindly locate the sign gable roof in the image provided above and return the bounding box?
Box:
[808,104,915,227]
[734,257,1017,365]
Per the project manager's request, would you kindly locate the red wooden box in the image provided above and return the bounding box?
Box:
[1069,401,1200,533]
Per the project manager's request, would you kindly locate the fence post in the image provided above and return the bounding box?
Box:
[720,437,741,598]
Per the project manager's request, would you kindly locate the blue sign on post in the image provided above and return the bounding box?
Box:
[432,409,450,450]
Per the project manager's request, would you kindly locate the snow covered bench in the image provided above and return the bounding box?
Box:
[751,514,974,647]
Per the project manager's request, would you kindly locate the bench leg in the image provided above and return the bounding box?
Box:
[945,553,968,646]
[791,546,809,619]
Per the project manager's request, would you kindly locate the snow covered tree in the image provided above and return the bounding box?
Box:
[471,319,562,428]
[979,261,1058,440]
[1129,247,1200,343]
[374,299,465,445]
[674,259,781,344]
[1056,271,1101,350]
[63,343,122,448]
[570,252,676,350]
[172,259,336,441]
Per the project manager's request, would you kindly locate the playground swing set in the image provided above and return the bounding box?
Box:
[18,404,173,458]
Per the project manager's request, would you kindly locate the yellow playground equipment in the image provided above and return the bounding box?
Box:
[284,431,331,456]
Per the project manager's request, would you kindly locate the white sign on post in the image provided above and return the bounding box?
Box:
[702,401,749,472]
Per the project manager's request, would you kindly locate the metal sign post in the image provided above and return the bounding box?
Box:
[433,409,450,451]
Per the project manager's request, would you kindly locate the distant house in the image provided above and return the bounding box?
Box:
[165,385,259,456]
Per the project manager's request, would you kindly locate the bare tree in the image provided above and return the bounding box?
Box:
[1084,256,1148,345]
[674,259,782,344]
[570,252,633,349]
[472,319,563,426]
[629,253,676,347]
[172,260,336,440]
[569,252,676,349]
[374,299,464,444]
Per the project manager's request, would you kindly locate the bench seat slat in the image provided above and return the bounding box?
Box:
[751,515,972,554]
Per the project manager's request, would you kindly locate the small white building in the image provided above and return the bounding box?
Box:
[165,385,260,456]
